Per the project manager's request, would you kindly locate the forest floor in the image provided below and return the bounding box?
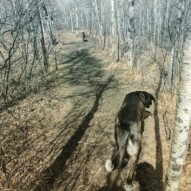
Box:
[0,33,191,191]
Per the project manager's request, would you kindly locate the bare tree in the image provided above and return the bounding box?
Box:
[164,32,191,191]
[126,0,135,68]
[74,0,79,36]
[111,0,118,62]
[36,0,49,72]
[42,1,57,45]
[166,0,184,91]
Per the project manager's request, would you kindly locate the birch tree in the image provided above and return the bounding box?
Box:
[164,32,191,191]
[69,8,74,33]
[74,0,79,36]
[111,0,118,62]
[126,0,135,68]
[166,0,184,91]
[36,0,49,72]
[160,0,170,44]
[42,2,57,45]
[95,0,103,47]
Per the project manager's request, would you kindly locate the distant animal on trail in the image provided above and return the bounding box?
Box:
[82,32,88,42]
[105,91,155,187]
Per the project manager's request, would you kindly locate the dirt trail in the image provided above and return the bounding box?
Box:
[1,33,190,191]
[32,35,168,191]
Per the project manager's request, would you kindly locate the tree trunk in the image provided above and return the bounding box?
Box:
[46,4,57,45]
[164,33,191,191]
[75,2,79,37]
[126,0,135,68]
[36,0,48,72]
[166,0,184,91]
[95,0,103,47]
[30,20,38,58]
[111,0,118,62]
[89,12,92,34]
[161,0,170,44]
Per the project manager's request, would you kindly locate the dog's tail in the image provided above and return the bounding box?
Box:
[105,126,129,172]
[105,159,114,172]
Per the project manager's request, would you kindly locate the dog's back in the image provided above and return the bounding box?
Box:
[105,91,155,175]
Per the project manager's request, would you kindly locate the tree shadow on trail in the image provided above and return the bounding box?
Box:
[34,75,114,191]
[52,48,105,88]
[153,68,164,191]
[136,69,164,191]
[0,48,104,113]
[135,72,164,191]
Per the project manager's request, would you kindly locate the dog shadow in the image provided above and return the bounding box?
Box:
[135,162,157,191]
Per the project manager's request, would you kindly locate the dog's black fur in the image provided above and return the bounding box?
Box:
[105,91,155,184]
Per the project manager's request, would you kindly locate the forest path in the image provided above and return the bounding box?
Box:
[2,33,189,191]
[33,34,172,191]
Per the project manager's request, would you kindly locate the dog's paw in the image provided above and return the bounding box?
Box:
[124,184,132,191]
[105,159,114,172]
[125,181,140,191]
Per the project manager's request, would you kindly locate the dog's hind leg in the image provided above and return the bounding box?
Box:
[105,128,129,172]
[126,133,141,183]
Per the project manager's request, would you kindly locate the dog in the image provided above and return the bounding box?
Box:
[105,91,155,185]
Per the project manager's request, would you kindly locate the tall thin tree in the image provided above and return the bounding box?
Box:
[166,0,184,91]
[164,32,191,191]
[111,0,118,62]
[36,0,48,72]
[126,0,135,68]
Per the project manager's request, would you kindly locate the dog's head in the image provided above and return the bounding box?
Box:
[136,91,155,108]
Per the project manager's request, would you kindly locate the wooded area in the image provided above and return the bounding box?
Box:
[0,0,191,190]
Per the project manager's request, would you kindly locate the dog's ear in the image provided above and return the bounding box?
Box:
[138,91,155,108]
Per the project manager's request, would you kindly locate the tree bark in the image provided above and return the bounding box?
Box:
[36,0,48,72]
[46,4,57,45]
[166,0,184,90]
[164,32,191,191]
[95,0,103,47]
[111,0,118,62]
[74,1,79,37]
[126,0,135,68]
[70,9,74,33]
